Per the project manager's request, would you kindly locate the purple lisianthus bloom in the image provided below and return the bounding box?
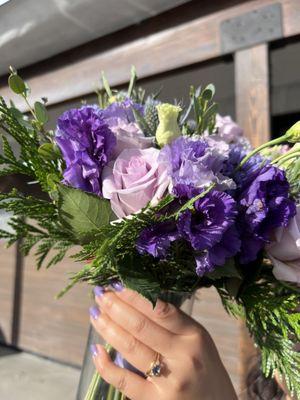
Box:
[237,165,297,263]
[102,98,144,127]
[221,140,267,190]
[137,221,179,258]
[137,189,240,277]
[159,136,235,193]
[55,105,116,195]
[177,190,239,275]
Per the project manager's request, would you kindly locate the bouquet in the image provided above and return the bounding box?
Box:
[0,67,300,399]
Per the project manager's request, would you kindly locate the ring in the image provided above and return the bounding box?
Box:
[146,352,162,377]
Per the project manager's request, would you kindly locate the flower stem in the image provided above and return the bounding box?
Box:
[277,151,300,166]
[237,134,288,169]
[84,370,102,400]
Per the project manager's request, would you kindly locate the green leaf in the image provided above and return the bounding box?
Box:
[8,74,26,95]
[34,101,48,124]
[202,84,215,101]
[117,255,161,306]
[127,65,137,97]
[38,143,60,160]
[58,184,115,244]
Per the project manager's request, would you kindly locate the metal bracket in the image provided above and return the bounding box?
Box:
[220,3,283,53]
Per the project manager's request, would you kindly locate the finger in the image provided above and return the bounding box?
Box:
[90,306,157,374]
[114,287,198,335]
[94,290,175,356]
[92,344,155,400]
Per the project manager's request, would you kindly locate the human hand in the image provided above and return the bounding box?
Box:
[89,286,238,400]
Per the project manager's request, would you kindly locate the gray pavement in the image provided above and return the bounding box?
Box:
[0,346,80,400]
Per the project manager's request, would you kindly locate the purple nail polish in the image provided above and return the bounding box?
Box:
[94,286,104,298]
[89,306,100,320]
[90,344,98,357]
[111,281,124,292]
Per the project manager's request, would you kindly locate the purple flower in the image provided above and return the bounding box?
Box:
[177,190,239,275]
[55,105,116,195]
[102,98,144,127]
[215,114,243,144]
[137,189,240,277]
[237,165,297,263]
[137,221,179,258]
[159,136,235,193]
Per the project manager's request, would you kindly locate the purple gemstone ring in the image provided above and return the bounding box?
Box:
[146,352,162,378]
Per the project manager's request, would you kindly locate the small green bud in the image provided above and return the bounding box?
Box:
[155,103,182,147]
[286,121,300,143]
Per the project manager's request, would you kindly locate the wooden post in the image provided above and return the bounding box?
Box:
[234,43,271,390]
[235,43,270,146]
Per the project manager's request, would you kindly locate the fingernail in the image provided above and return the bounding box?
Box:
[90,344,99,357]
[89,306,100,320]
[94,286,104,298]
[111,281,124,292]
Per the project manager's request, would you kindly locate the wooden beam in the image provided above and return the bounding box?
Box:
[235,43,270,147]
[0,0,299,110]
[235,43,271,390]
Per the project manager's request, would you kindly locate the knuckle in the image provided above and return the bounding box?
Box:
[191,327,209,349]
[103,293,114,310]
[133,316,147,335]
[125,335,138,354]
[154,301,177,319]
[116,372,128,392]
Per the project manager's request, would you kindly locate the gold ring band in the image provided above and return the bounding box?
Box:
[146,352,162,377]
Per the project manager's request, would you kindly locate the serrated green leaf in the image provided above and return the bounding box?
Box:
[58,184,115,244]
[8,74,26,95]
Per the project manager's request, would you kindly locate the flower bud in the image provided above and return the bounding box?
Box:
[286,121,300,143]
[155,103,182,147]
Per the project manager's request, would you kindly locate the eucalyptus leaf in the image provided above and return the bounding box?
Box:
[8,74,26,95]
[58,184,115,244]
[34,101,48,124]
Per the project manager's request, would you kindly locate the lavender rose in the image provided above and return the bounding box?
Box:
[109,119,153,159]
[55,105,116,196]
[267,204,300,285]
[102,147,170,218]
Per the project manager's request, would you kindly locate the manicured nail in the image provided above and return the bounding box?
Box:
[89,306,100,320]
[90,344,99,357]
[111,281,124,292]
[94,286,104,298]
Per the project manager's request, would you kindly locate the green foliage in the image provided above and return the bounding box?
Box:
[0,97,62,192]
[34,101,48,124]
[242,282,300,398]
[8,73,26,95]
[0,190,73,269]
[57,184,115,244]
[218,280,300,398]
[181,84,218,135]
